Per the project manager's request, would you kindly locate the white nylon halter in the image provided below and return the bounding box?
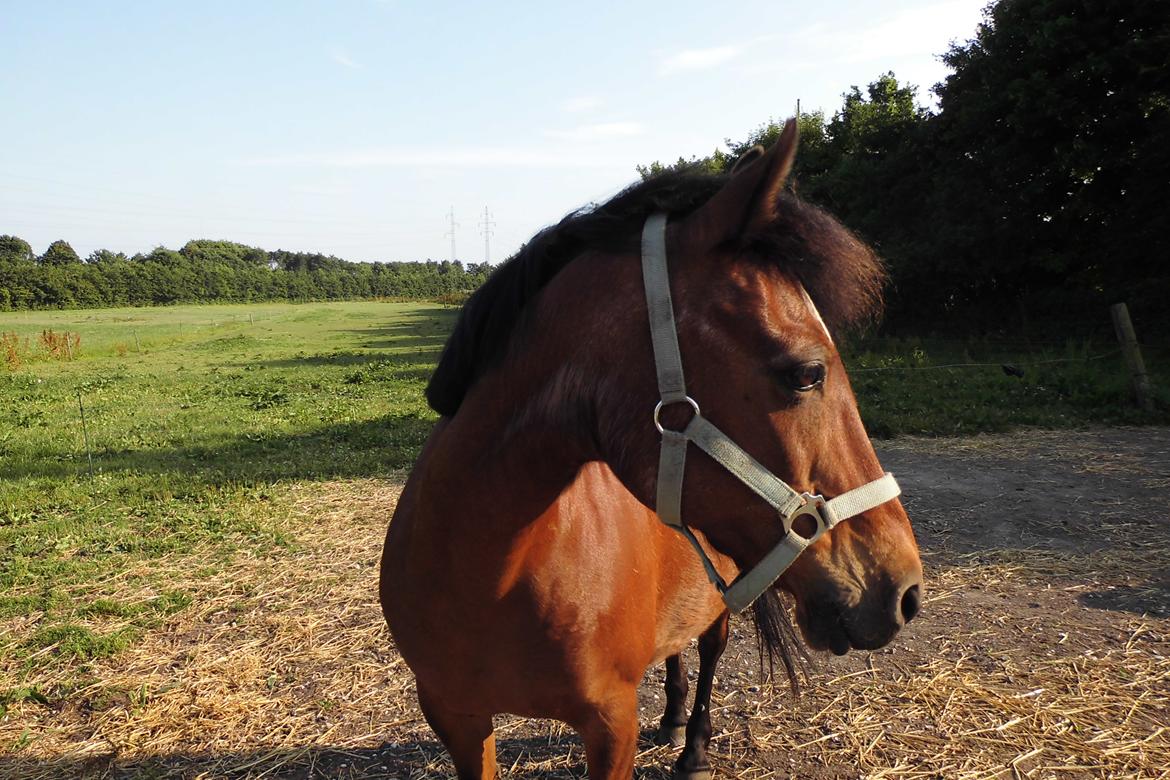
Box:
[640,213,901,613]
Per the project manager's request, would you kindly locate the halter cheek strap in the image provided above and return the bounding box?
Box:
[640,213,901,613]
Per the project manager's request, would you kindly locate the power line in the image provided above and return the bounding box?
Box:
[444,206,459,262]
[479,206,496,264]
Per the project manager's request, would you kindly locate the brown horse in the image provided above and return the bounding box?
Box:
[379,121,922,779]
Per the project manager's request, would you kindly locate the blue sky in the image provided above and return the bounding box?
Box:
[1,1,986,264]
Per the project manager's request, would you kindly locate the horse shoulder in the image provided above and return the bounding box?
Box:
[540,463,732,666]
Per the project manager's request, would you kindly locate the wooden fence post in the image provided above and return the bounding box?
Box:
[1110,303,1154,411]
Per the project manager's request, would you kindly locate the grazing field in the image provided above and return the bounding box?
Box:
[1,302,1168,779]
[0,302,451,734]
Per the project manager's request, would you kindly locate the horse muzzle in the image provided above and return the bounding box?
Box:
[796,575,923,655]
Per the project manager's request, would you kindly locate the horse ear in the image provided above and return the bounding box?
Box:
[682,119,798,245]
[729,145,766,175]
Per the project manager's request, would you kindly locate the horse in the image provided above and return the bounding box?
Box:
[379,120,923,780]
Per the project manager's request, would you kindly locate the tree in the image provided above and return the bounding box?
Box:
[39,240,82,266]
[181,240,269,269]
[826,74,923,158]
[86,249,128,265]
[0,235,34,265]
[637,75,934,326]
[930,0,1170,329]
[0,232,496,310]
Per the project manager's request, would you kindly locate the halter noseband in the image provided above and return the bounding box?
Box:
[640,213,901,613]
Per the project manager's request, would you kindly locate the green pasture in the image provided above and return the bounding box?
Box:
[0,302,452,712]
[0,301,1166,713]
[845,334,1170,437]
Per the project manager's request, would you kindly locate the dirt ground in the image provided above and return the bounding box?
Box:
[3,428,1168,779]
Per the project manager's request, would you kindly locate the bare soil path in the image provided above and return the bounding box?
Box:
[3,428,1168,779]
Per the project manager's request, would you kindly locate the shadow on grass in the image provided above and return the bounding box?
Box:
[236,306,453,369]
[351,334,449,351]
[0,733,678,779]
[248,349,442,370]
[342,307,459,352]
[5,414,438,485]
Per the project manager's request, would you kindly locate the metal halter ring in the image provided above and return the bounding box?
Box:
[787,492,830,540]
[653,396,701,434]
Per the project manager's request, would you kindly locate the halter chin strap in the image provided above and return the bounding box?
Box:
[640,213,902,613]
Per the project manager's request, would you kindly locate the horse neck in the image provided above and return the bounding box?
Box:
[422,249,650,537]
[435,365,598,507]
[422,359,610,552]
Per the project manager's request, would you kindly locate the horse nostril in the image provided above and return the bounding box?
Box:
[900,583,921,624]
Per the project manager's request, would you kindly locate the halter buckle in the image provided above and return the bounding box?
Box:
[653,396,700,434]
[787,492,829,541]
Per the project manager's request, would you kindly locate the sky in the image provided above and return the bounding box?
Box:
[0,1,988,265]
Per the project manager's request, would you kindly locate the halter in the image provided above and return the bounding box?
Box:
[640,213,901,613]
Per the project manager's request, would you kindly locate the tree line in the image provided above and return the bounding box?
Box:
[0,236,490,310]
[640,0,1169,337]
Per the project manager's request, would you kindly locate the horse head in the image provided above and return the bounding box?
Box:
[612,121,923,655]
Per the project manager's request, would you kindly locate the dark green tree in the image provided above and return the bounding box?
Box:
[86,249,128,265]
[0,235,35,265]
[39,240,82,266]
[930,0,1170,329]
[637,75,934,327]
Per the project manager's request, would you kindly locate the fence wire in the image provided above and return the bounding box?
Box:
[847,349,1122,373]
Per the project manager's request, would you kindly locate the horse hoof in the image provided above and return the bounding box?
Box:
[673,768,712,780]
[653,725,686,747]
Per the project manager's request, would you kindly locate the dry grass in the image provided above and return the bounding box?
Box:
[38,330,80,361]
[1,332,28,370]
[877,427,1170,478]
[762,564,1170,779]
[2,467,1168,779]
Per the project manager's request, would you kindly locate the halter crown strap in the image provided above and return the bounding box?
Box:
[641,213,690,526]
[641,214,687,404]
[639,213,902,613]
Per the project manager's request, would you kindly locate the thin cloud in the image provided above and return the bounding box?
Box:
[560,96,603,113]
[545,122,645,142]
[331,50,363,69]
[659,45,742,76]
[238,147,623,169]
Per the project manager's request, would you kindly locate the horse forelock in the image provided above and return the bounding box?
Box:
[741,192,886,335]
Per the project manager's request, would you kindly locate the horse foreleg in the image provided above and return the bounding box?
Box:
[673,611,730,780]
[654,653,689,747]
[417,684,498,780]
[577,686,639,780]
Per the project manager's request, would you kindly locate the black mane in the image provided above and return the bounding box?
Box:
[425,169,884,416]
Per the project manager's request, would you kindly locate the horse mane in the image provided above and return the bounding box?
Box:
[425,168,885,416]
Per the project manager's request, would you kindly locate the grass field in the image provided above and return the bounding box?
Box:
[0,302,454,717]
[1,301,1167,775]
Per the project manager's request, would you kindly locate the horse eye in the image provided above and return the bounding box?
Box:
[791,362,826,392]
